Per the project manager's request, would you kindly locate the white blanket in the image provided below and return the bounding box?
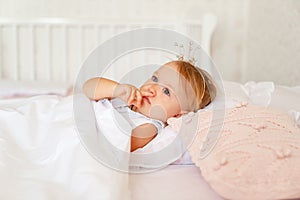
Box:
[0,95,130,200]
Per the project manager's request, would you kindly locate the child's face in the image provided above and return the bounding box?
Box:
[137,62,195,122]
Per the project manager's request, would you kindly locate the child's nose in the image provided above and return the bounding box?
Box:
[142,84,157,97]
[148,87,156,96]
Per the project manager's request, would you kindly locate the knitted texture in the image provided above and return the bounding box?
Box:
[169,103,300,200]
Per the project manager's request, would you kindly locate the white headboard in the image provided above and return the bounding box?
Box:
[0,14,217,84]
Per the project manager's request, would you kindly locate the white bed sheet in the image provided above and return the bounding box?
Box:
[0,79,72,99]
[0,80,299,200]
[0,95,130,200]
[129,165,223,200]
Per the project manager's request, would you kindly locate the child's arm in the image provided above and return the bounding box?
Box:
[83,77,142,107]
[83,77,118,100]
[83,77,157,152]
[131,123,157,152]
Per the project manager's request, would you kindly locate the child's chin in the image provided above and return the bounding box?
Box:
[149,105,167,122]
[137,105,167,122]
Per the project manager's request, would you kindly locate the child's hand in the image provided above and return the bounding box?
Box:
[113,84,142,107]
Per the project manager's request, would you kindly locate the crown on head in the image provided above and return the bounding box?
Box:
[174,41,201,65]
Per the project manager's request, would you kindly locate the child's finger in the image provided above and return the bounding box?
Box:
[128,90,136,105]
[134,90,142,107]
[129,90,142,108]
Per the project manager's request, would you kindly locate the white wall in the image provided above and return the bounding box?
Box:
[0,0,299,85]
[246,0,300,86]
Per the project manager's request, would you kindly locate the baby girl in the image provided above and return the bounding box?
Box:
[83,60,216,152]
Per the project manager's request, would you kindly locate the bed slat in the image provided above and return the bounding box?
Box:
[0,16,217,84]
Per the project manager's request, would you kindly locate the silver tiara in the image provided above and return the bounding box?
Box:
[174,41,201,65]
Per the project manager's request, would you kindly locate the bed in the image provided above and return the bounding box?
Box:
[1,15,300,200]
[130,81,300,200]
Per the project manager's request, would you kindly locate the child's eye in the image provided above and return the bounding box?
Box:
[151,75,158,82]
[163,88,170,96]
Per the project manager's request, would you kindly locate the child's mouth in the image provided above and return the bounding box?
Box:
[142,96,151,105]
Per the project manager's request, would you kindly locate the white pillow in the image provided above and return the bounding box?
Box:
[241,81,274,106]
[0,79,72,98]
[270,84,300,112]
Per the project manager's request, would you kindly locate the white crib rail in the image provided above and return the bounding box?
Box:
[0,15,217,83]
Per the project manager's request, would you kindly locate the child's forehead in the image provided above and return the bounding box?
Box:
[154,65,192,94]
[154,66,180,86]
[155,64,179,79]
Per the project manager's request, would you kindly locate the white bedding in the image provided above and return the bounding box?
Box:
[0,80,72,99]
[129,165,223,200]
[0,95,130,200]
[0,80,299,200]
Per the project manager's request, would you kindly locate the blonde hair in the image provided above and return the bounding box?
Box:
[171,60,217,111]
